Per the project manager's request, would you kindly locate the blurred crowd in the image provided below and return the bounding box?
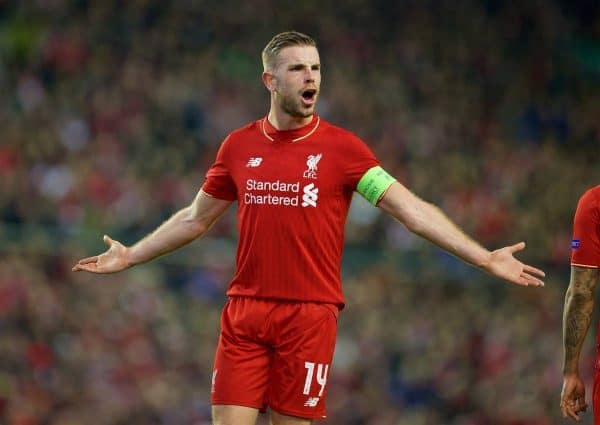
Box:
[0,0,598,423]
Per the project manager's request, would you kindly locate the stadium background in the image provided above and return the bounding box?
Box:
[0,0,599,423]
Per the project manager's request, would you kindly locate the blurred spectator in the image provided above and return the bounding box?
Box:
[1,0,598,423]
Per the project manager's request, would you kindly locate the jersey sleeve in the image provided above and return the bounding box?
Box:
[343,133,381,189]
[571,188,600,268]
[201,136,238,201]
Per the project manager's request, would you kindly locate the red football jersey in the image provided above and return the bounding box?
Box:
[571,185,600,268]
[202,115,380,307]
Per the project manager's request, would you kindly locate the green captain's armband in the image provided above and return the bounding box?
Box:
[356,166,396,205]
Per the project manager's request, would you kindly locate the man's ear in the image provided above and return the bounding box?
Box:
[262,71,276,93]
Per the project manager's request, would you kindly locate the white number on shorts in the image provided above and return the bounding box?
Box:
[303,362,329,396]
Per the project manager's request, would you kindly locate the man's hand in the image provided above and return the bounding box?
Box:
[561,373,587,421]
[484,242,545,287]
[72,235,131,274]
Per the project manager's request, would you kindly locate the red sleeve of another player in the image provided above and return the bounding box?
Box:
[571,188,600,268]
[343,133,380,189]
[201,137,237,201]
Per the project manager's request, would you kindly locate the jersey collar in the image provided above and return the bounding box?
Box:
[261,114,320,143]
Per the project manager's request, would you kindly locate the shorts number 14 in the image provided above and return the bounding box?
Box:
[303,361,329,396]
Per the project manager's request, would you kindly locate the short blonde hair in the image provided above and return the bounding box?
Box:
[262,31,317,71]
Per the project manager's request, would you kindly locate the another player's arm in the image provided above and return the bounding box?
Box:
[357,167,544,286]
[561,266,600,421]
[72,190,233,273]
[563,266,600,375]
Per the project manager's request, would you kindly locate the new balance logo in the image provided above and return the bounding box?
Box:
[304,397,320,407]
[246,157,263,167]
[301,183,319,207]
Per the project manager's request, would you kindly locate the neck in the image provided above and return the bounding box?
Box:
[267,106,313,130]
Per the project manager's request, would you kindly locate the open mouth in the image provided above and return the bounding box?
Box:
[301,89,317,104]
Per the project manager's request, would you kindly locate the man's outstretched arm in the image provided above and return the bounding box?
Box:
[561,266,600,421]
[72,190,233,274]
[377,182,545,286]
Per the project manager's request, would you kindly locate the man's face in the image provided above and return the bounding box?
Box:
[269,45,321,118]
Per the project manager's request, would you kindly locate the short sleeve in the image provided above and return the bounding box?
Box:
[343,133,380,190]
[571,187,600,268]
[201,136,238,201]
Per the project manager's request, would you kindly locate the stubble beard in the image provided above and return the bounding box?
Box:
[280,94,314,118]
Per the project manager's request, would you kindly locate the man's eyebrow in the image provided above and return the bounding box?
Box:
[287,63,321,70]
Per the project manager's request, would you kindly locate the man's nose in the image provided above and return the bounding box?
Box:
[304,69,315,82]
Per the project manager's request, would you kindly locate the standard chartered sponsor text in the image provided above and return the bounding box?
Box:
[245,192,299,206]
[246,179,300,192]
[244,179,301,206]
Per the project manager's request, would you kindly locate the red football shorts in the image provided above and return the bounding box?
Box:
[595,368,600,425]
[211,297,339,419]
[595,324,600,424]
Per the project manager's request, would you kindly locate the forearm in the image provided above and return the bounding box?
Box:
[563,268,599,375]
[409,201,491,268]
[563,289,594,375]
[128,206,209,266]
[379,184,491,268]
